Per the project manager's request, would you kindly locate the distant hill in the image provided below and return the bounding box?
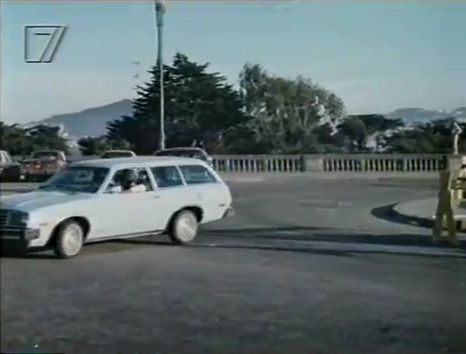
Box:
[23,99,132,139]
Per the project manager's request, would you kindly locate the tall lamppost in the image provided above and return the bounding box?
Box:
[155,0,166,150]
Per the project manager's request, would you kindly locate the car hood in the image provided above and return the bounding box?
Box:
[0,191,91,213]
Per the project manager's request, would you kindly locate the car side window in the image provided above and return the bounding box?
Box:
[179,165,217,185]
[136,169,154,191]
[151,166,184,188]
[108,168,153,192]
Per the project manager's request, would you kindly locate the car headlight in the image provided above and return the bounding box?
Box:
[9,210,29,225]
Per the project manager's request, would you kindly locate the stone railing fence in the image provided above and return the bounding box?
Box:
[12,154,451,174]
[211,154,449,173]
[320,154,448,173]
[212,155,304,173]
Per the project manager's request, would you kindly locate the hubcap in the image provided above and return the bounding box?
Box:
[62,224,83,256]
[176,213,197,242]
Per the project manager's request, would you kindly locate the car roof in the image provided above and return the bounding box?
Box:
[71,156,205,169]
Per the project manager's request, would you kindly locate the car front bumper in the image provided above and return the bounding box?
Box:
[0,227,41,249]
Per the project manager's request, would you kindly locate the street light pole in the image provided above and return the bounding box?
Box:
[155,0,166,150]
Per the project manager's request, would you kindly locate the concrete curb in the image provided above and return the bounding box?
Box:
[390,199,466,245]
[393,198,437,222]
[394,196,466,215]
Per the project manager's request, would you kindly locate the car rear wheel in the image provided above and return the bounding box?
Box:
[54,221,84,258]
[168,210,199,245]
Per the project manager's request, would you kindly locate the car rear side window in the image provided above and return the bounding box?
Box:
[151,166,184,188]
[179,165,217,185]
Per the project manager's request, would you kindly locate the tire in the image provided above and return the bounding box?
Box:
[53,221,84,259]
[168,210,199,245]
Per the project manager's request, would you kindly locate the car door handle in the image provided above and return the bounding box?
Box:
[154,195,160,199]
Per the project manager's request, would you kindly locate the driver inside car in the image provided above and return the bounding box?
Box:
[111,168,146,193]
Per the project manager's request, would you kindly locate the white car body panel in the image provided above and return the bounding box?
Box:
[0,156,233,249]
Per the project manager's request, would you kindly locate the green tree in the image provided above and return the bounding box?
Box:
[78,136,110,156]
[386,118,460,153]
[108,53,249,154]
[312,123,345,152]
[78,136,132,156]
[337,117,368,152]
[0,122,30,155]
[0,123,68,155]
[26,125,69,153]
[336,114,405,152]
[235,63,345,153]
[357,114,404,135]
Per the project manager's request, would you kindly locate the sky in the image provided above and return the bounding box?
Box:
[1,0,465,124]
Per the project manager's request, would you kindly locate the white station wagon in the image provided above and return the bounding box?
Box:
[0,157,234,258]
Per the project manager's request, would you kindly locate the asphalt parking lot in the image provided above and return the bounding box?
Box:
[1,177,466,354]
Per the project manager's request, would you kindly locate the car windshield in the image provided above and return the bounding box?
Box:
[38,166,109,193]
[32,151,59,159]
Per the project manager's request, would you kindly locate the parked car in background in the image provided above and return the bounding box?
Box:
[101,150,136,159]
[0,156,234,258]
[0,150,22,182]
[154,147,213,167]
[21,150,67,181]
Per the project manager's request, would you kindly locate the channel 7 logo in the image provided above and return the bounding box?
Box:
[24,25,67,63]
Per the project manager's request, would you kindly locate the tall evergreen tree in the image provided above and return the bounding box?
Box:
[107,53,249,154]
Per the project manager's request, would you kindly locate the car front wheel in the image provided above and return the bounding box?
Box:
[54,221,84,258]
[168,210,199,245]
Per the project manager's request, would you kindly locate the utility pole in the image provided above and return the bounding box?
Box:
[155,0,166,150]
